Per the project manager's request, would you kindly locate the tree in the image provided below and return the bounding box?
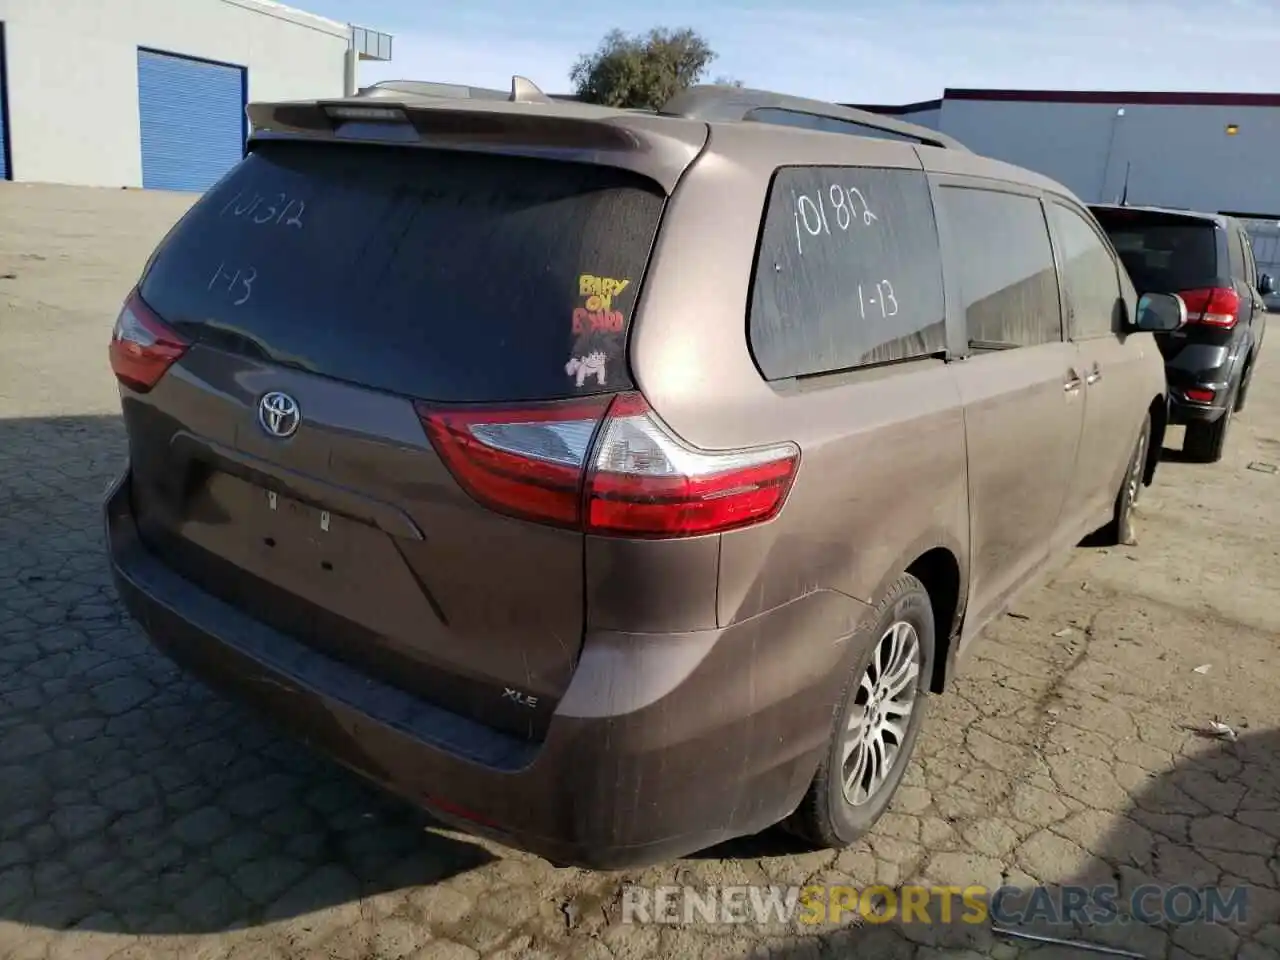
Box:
[570,27,731,110]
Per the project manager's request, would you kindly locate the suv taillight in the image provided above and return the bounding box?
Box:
[1178,287,1240,329]
[109,290,189,392]
[417,392,800,538]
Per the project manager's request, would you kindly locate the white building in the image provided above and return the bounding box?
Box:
[0,0,391,190]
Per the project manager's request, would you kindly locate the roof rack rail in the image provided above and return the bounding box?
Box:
[355,75,552,104]
[660,85,968,151]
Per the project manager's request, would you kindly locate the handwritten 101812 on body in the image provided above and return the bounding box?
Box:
[792,184,878,256]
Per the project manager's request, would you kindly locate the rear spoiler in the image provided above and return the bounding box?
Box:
[245,80,707,194]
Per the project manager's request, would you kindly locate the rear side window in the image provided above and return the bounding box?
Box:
[1229,226,1248,281]
[1236,227,1258,286]
[139,140,665,403]
[1048,204,1123,340]
[1093,212,1220,295]
[937,186,1062,348]
[749,166,947,379]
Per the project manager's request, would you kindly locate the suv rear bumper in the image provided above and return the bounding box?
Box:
[1167,384,1232,425]
[105,468,859,869]
[1162,343,1239,425]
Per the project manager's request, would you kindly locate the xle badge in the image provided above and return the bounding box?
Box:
[503,687,539,709]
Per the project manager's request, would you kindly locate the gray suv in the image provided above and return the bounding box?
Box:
[105,79,1183,868]
[1091,204,1274,463]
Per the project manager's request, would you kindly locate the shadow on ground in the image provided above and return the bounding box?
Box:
[1159,445,1198,464]
[756,725,1280,959]
[0,414,496,936]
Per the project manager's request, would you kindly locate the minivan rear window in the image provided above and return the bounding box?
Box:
[139,140,665,402]
[1091,211,1219,295]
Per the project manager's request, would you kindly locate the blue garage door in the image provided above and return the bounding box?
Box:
[137,49,245,192]
[1,23,10,181]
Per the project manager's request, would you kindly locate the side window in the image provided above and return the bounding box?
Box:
[748,166,947,380]
[937,186,1062,348]
[1229,226,1248,282]
[1048,204,1123,340]
[1239,229,1258,287]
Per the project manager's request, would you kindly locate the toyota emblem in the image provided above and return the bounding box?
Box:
[258,391,301,439]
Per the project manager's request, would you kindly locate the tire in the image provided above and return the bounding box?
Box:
[1099,413,1151,547]
[1184,387,1235,464]
[784,572,935,849]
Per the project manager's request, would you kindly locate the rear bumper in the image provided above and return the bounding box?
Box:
[105,468,861,869]
[1172,394,1228,427]
[1162,342,1240,425]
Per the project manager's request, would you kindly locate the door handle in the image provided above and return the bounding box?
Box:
[1086,365,1102,385]
[1064,372,1083,392]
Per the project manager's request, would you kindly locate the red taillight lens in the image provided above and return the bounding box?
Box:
[417,396,613,528]
[109,290,189,392]
[583,393,799,537]
[1178,287,1240,328]
[416,392,800,538]
[1184,387,1216,403]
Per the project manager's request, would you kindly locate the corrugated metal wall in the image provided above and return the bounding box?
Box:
[137,48,245,192]
[936,98,1280,215]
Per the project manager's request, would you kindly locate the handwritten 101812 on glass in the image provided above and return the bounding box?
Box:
[218,190,306,229]
[205,190,309,308]
[792,183,878,256]
[749,165,949,382]
[790,179,898,319]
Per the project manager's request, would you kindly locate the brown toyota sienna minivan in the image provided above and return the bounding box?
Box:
[105,80,1186,869]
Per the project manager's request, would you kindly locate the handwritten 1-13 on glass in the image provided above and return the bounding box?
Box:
[793,185,878,256]
[859,280,898,319]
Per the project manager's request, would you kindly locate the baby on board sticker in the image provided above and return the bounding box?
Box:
[566,272,631,389]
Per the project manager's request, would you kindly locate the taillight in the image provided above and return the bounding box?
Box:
[418,396,613,528]
[1185,388,1216,403]
[1178,287,1240,328]
[109,290,189,392]
[583,394,799,537]
[416,392,800,538]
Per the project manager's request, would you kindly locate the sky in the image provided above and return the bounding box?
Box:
[298,0,1280,105]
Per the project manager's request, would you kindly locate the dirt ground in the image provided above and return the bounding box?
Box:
[1,181,1278,960]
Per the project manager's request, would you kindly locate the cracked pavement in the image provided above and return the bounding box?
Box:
[1,182,1279,959]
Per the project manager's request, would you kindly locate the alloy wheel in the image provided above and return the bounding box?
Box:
[841,620,922,806]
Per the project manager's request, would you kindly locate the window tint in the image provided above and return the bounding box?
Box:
[1092,210,1219,294]
[749,166,947,379]
[938,187,1061,348]
[139,140,665,403]
[1048,204,1122,340]
[1229,226,1248,281]
[1238,228,1257,286]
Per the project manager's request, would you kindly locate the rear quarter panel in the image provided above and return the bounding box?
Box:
[626,123,970,633]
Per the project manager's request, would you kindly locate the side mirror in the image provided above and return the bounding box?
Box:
[1259,273,1277,297]
[1134,292,1187,332]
